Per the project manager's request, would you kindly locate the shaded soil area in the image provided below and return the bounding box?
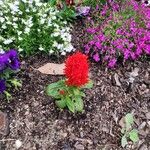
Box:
[0,19,150,150]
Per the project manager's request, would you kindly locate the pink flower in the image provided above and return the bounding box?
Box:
[93,53,100,62]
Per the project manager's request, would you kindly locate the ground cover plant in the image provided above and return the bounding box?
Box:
[84,0,150,68]
[0,0,74,56]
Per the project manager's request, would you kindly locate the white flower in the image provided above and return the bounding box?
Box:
[0,12,3,16]
[18,11,23,15]
[0,49,5,54]
[6,21,11,25]
[24,27,30,34]
[39,46,44,51]
[51,16,56,20]
[57,44,63,50]
[0,36,4,40]
[63,21,67,25]
[2,24,6,29]
[32,8,36,12]
[49,50,54,54]
[3,39,13,45]
[0,17,5,23]
[53,41,58,47]
[9,3,19,12]
[18,48,23,52]
[48,20,52,26]
[5,17,9,20]
[18,37,23,41]
[18,31,22,36]
[13,17,18,22]
[52,32,59,37]
[43,14,47,18]
[22,0,27,3]
[0,0,3,5]
[14,1,19,6]
[26,8,29,12]
[26,17,33,27]
[61,51,66,55]
[40,18,45,24]
[36,2,42,7]
[65,45,74,52]
[13,23,18,28]
[15,140,22,149]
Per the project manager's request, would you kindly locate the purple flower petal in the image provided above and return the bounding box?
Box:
[0,79,6,93]
[93,53,100,62]
[6,49,20,70]
[108,58,117,68]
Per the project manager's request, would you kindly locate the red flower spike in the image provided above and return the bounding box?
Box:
[64,51,89,87]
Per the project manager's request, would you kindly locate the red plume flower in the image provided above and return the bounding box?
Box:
[64,51,89,87]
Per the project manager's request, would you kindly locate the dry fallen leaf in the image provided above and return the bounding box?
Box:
[114,73,121,87]
[0,111,9,135]
[119,117,125,128]
[37,63,65,75]
[130,67,139,77]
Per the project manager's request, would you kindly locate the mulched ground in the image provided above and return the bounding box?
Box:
[0,16,150,150]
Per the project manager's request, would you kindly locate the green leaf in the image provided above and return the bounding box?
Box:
[74,97,84,112]
[66,97,75,113]
[55,99,66,109]
[46,80,65,98]
[4,91,12,102]
[73,88,80,95]
[125,113,134,130]
[79,92,86,97]
[8,79,22,89]
[82,80,93,89]
[49,0,57,6]
[129,129,139,143]
[121,136,128,148]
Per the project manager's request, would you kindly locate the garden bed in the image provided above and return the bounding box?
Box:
[0,19,150,149]
[0,1,150,150]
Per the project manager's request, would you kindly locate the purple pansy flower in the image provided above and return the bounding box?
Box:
[0,55,8,72]
[6,49,20,70]
[0,79,6,93]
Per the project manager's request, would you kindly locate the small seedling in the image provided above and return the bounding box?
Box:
[121,113,139,148]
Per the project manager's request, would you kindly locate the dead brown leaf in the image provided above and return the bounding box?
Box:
[37,63,65,75]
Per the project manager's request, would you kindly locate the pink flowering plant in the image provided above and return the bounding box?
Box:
[84,0,150,68]
[0,49,21,100]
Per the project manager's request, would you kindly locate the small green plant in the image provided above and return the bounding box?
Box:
[46,52,93,113]
[121,113,139,148]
